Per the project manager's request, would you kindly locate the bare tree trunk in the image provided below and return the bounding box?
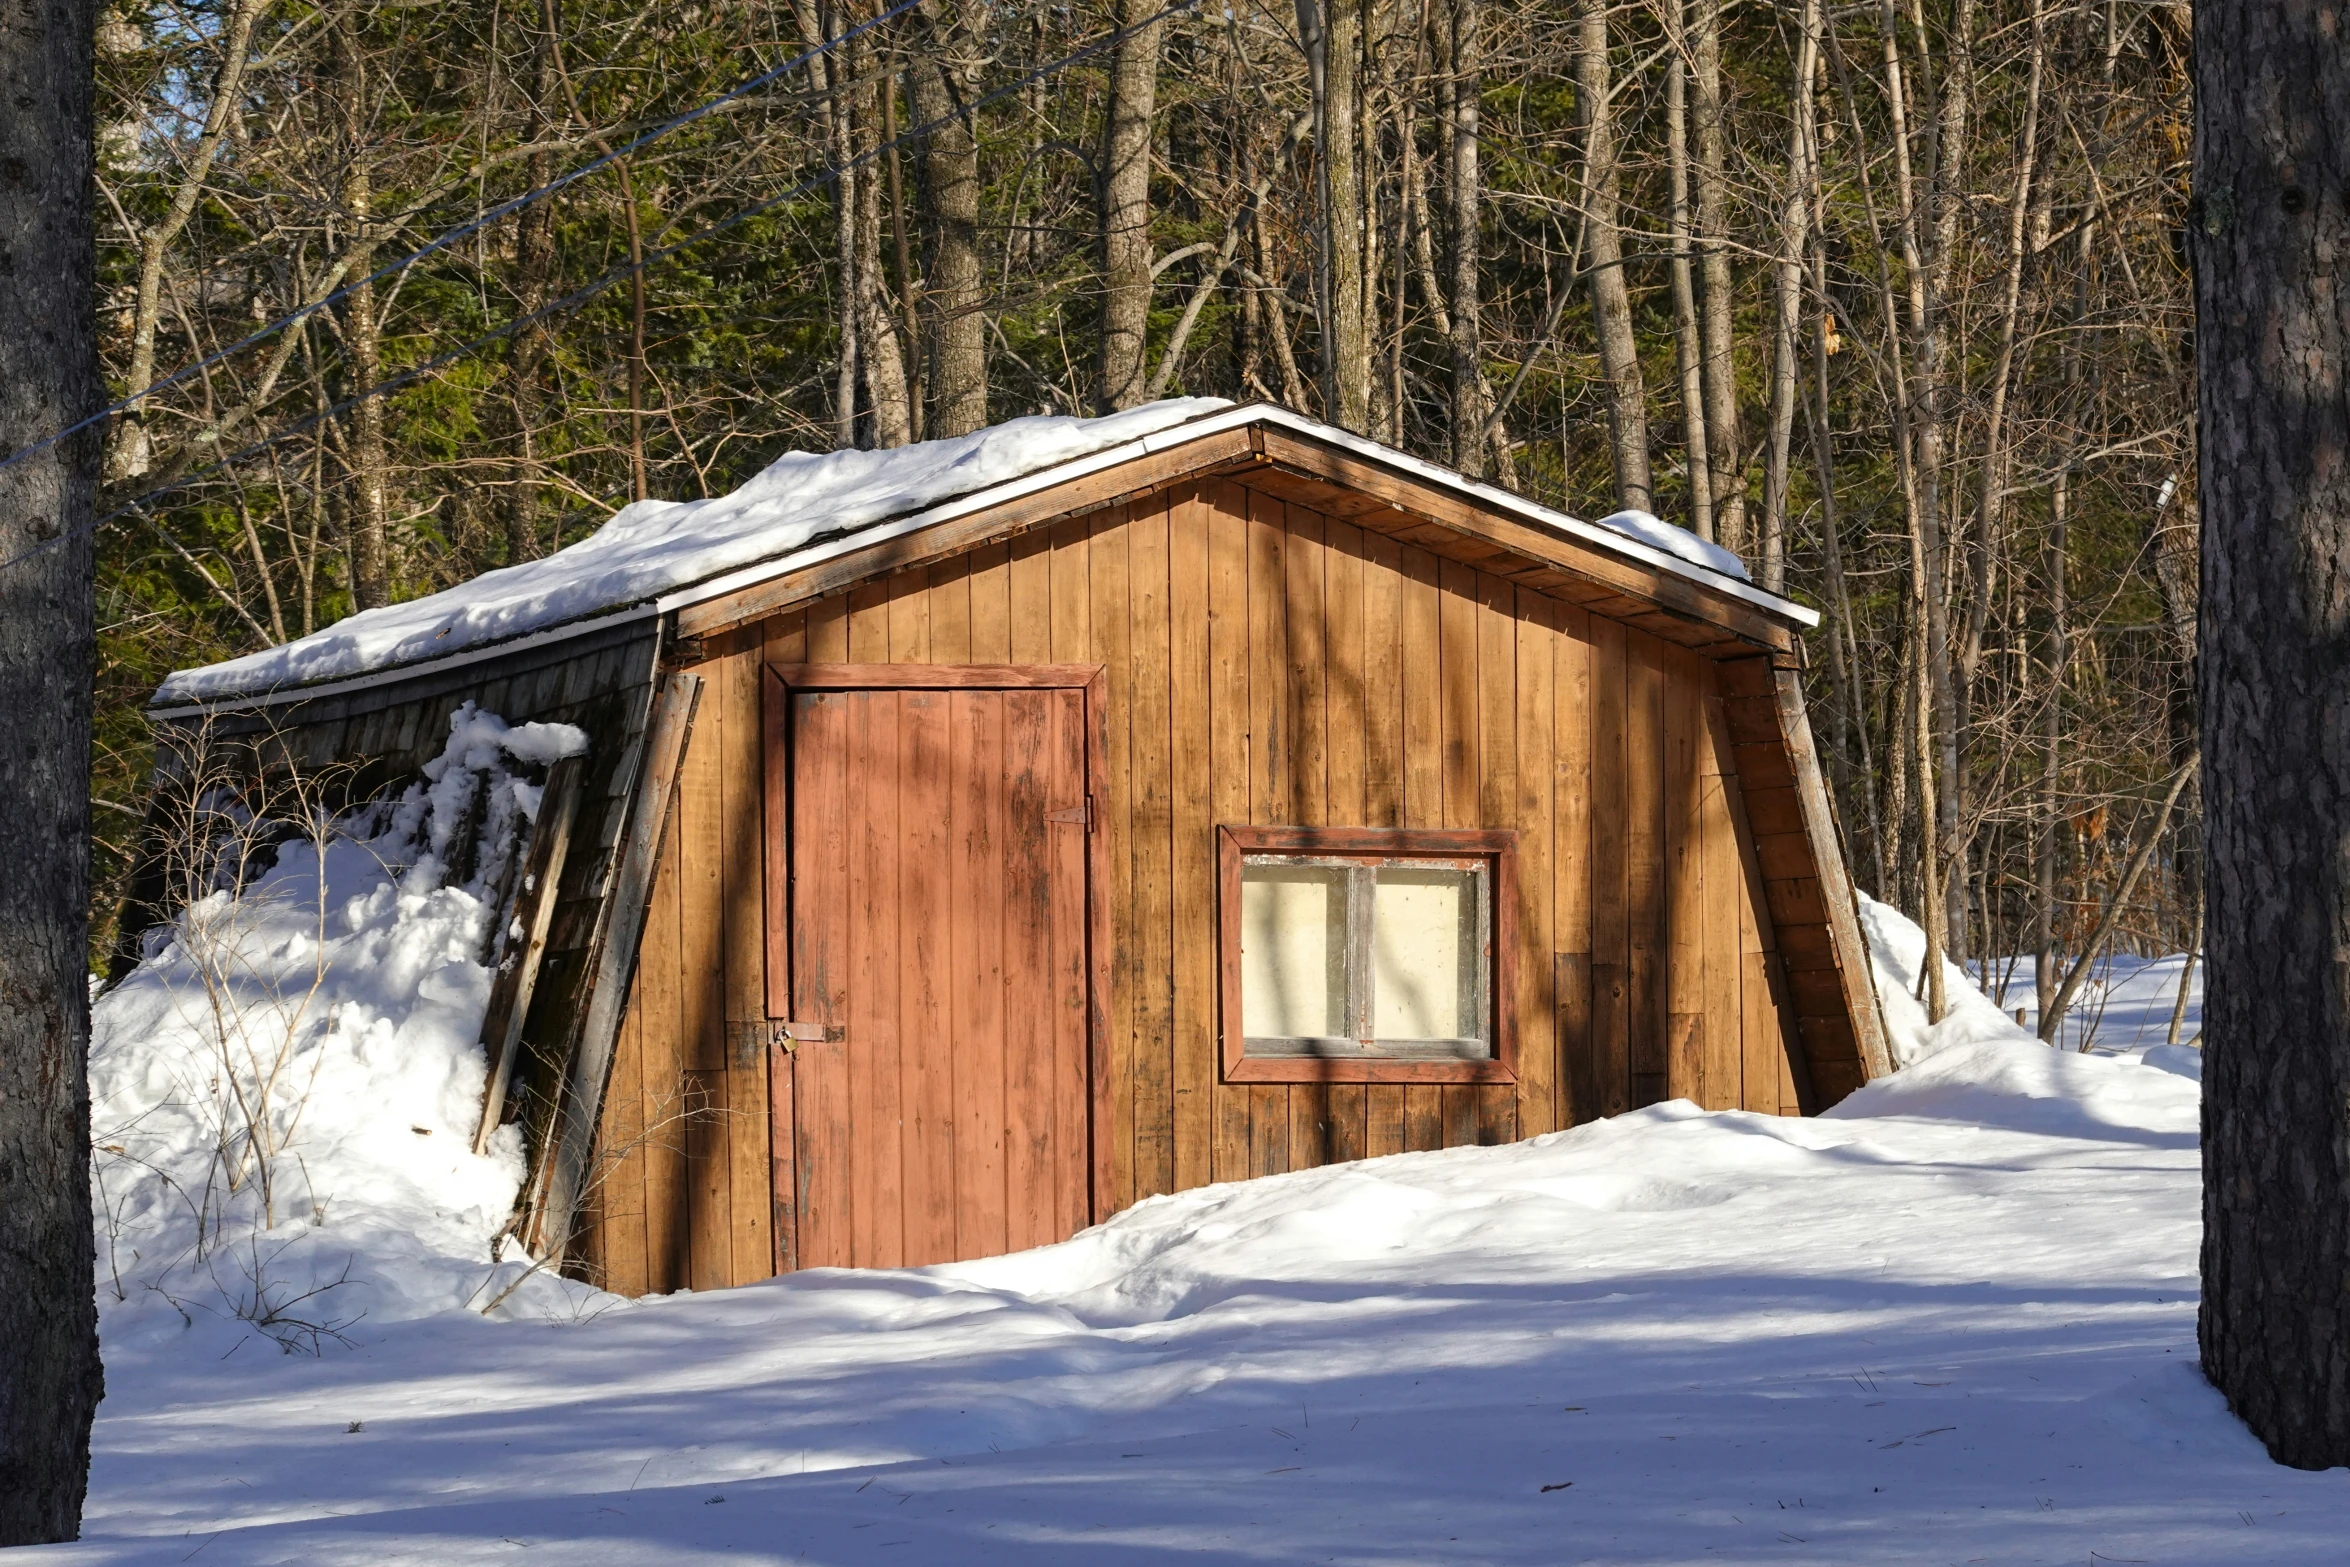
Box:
[0,0,105,1538]
[883,78,923,437]
[826,12,861,447]
[1925,0,1976,967]
[335,5,392,610]
[2035,463,2069,1029]
[110,0,265,484]
[1662,0,1710,541]
[2194,0,2350,1471]
[1959,0,2046,687]
[1758,0,1819,594]
[1910,568,1946,1022]
[1574,0,1649,512]
[505,16,560,562]
[852,20,913,446]
[1098,0,1166,411]
[1443,0,1484,476]
[1304,0,1371,430]
[1805,239,1872,881]
[1691,0,1742,550]
[910,0,986,436]
[1874,0,1963,971]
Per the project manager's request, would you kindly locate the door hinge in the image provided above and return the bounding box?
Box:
[1045,796,1094,830]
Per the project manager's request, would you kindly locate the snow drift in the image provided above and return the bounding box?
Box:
[90,705,602,1355]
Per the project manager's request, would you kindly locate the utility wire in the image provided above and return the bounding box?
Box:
[0,0,923,480]
[1,0,1201,579]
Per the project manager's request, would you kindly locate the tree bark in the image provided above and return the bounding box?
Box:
[1663,0,1710,541]
[1098,0,1166,412]
[853,22,913,446]
[1573,0,1649,512]
[1304,0,1371,431]
[0,0,105,1539]
[334,4,392,610]
[504,14,561,562]
[1757,0,1819,594]
[2194,0,2350,1471]
[1691,0,1741,550]
[910,0,986,436]
[2035,462,2069,1030]
[1443,0,1484,476]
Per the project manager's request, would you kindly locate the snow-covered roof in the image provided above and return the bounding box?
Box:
[155,399,1810,710]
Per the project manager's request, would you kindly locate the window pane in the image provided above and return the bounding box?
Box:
[1372,866,1481,1044]
[1240,863,1349,1039]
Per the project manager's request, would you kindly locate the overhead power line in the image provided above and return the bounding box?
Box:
[0,0,1203,580]
[0,0,924,481]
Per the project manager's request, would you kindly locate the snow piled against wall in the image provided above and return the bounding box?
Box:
[90,705,602,1356]
[1853,892,2044,1068]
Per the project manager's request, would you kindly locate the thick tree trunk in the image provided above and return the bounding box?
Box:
[0,0,105,1540]
[1098,0,1166,412]
[910,0,985,437]
[2194,0,2350,1471]
[1574,0,1649,512]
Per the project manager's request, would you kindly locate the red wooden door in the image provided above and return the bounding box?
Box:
[783,681,1090,1269]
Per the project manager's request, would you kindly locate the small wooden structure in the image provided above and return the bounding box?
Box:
[136,403,1887,1296]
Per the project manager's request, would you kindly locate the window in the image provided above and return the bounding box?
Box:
[1218,826,1518,1084]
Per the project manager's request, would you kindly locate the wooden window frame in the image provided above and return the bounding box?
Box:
[760,661,1114,1220]
[1217,824,1519,1085]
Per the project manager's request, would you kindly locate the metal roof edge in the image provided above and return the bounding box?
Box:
[144,602,661,720]
[1239,404,1822,628]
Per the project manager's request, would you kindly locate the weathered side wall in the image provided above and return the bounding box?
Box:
[590,477,1808,1297]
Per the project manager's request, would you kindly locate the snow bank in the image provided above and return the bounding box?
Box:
[157,400,1233,703]
[90,705,601,1357]
[1855,893,2043,1068]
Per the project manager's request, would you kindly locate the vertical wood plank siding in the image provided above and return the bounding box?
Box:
[595,483,1809,1295]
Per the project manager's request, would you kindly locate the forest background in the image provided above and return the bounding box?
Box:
[90,0,2194,1027]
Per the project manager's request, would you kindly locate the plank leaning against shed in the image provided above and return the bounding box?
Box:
[127,399,1889,1297]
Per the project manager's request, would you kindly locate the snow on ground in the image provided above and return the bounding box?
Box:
[1977,949,2204,1065]
[58,870,2340,1561]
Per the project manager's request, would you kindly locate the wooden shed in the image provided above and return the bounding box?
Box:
[137,401,1888,1296]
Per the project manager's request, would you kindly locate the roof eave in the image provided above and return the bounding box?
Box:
[155,401,1818,712]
